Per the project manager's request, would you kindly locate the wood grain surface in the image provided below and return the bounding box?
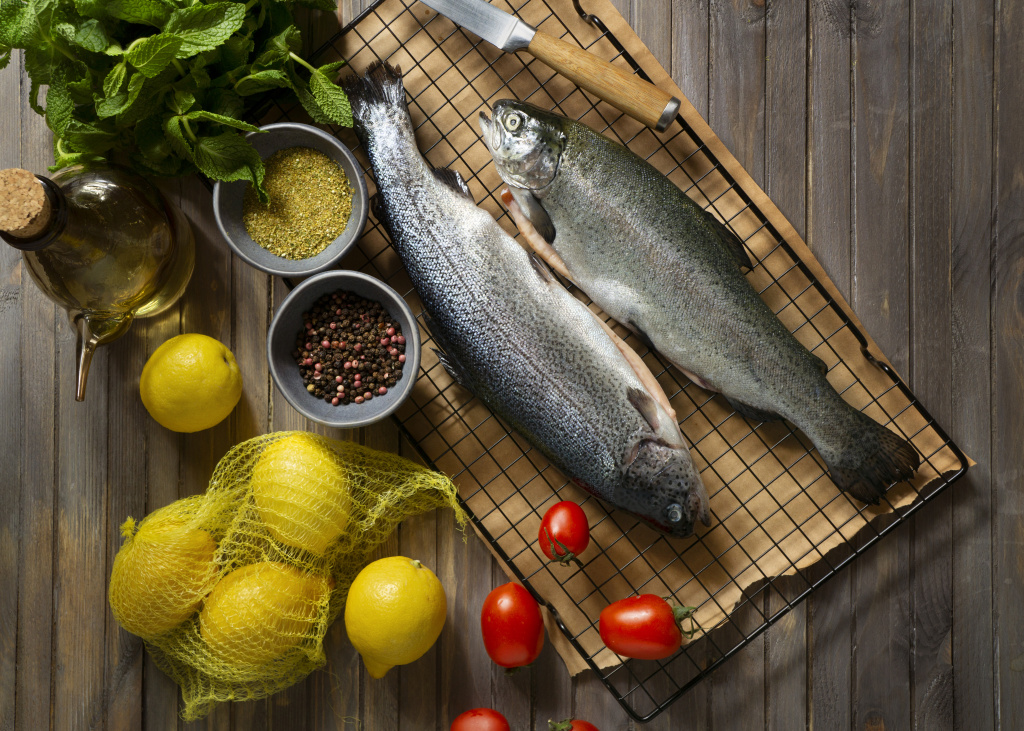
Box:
[0,0,1018,729]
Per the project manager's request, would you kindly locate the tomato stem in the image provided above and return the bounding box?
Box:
[548,720,574,731]
[671,603,699,639]
[542,527,583,568]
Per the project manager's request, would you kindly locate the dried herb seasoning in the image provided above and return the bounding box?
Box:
[243,147,354,259]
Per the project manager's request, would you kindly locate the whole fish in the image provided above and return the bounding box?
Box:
[479,101,919,504]
[344,63,709,537]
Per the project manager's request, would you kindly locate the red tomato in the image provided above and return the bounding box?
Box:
[548,719,600,731]
[481,582,545,668]
[599,594,695,660]
[450,708,510,731]
[538,501,590,565]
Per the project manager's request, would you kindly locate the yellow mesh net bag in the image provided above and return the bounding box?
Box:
[108,431,466,720]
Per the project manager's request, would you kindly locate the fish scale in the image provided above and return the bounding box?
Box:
[344,62,710,537]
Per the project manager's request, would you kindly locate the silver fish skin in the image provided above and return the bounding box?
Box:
[479,101,920,504]
[343,63,709,537]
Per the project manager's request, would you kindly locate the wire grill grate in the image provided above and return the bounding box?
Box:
[253,0,968,721]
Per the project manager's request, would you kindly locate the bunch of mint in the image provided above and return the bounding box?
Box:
[0,0,353,199]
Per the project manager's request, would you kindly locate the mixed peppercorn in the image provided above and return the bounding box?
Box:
[294,290,406,406]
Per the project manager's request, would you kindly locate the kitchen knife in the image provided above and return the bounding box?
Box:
[417,0,681,132]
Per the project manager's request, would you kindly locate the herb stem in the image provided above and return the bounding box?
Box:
[181,118,198,145]
[289,52,316,75]
[172,59,186,76]
[244,0,259,9]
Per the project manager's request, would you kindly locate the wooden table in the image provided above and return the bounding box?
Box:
[1,0,1020,728]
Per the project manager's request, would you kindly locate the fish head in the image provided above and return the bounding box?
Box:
[617,439,711,538]
[479,100,567,192]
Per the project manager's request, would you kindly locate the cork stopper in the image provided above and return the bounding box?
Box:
[0,168,53,239]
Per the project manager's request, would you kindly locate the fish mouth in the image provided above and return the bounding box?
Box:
[478,109,498,152]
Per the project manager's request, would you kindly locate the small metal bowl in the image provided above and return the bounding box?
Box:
[212,122,369,277]
[267,271,421,429]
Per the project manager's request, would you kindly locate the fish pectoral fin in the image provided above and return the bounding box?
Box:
[724,395,781,424]
[704,209,754,270]
[627,387,662,433]
[528,251,555,283]
[626,319,656,351]
[371,193,396,239]
[813,353,829,376]
[509,185,556,243]
[432,167,473,198]
[501,188,574,282]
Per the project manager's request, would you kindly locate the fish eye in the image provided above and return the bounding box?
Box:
[504,113,523,132]
[665,503,683,523]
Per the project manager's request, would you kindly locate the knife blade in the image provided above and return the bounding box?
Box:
[418,0,680,132]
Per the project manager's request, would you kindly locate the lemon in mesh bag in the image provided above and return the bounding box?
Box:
[108,431,466,720]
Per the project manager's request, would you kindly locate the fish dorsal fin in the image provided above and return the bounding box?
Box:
[704,209,754,270]
[432,167,472,198]
[528,251,554,283]
[627,386,661,433]
[510,186,556,243]
[724,395,781,424]
[432,348,470,388]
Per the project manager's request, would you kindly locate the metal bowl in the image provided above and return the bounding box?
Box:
[212,122,369,277]
[267,271,420,429]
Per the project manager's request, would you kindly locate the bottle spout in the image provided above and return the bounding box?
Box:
[74,315,101,402]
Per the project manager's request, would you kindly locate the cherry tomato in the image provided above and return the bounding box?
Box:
[538,501,590,565]
[548,719,600,731]
[481,582,545,668]
[450,708,510,731]
[599,594,696,660]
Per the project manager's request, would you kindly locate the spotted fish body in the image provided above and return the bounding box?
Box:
[480,101,920,504]
[344,63,709,537]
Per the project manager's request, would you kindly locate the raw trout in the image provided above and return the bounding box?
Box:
[344,63,709,537]
[479,101,919,504]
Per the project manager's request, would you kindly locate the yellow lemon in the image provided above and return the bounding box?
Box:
[199,561,330,668]
[344,556,447,678]
[140,333,242,433]
[251,433,351,555]
[108,499,218,639]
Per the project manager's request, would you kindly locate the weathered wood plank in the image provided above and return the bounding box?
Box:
[850,2,913,730]
[949,0,996,726]
[805,1,854,726]
[671,0,710,119]
[12,52,59,731]
[708,2,767,726]
[0,49,24,731]
[763,2,809,728]
[994,0,1024,728]
[908,2,954,728]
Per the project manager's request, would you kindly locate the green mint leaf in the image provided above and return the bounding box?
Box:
[164,2,245,58]
[0,49,11,71]
[67,75,95,105]
[50,149,104,171]
[234,69,289,96]
[317,60,346,77]
[163,115,194,159]
[74,18,109,52]
[193,131,265,193]
[218,35,252,70]
[44,64,74,136]
[96,70,144,118]
[309,69,352,126]
[62,119,118,154]
[126,33,182,78]
[184,109,259,133]
[202,87,242,119]
[252,25,300,71]
[103,61,126,97]
[52,21,75,46]
[170,88,195,115]
[0,1,33,48]
[106,0,172,27]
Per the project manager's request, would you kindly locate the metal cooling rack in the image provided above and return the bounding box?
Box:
[253,0,969,721]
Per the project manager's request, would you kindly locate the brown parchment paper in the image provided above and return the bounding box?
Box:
[284,0,971,681]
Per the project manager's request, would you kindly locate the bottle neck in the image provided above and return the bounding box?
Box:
[0,176,68,251]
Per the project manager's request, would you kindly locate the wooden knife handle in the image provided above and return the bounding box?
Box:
[526,30,680,132]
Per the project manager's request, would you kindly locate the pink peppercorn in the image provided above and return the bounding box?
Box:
[396,335,406,345]
[355,396,364,404]
[398,354,406,363]
[321,339,330,348]
[378,386,387,395]
[387,327,396,336]
[331,397,339,406]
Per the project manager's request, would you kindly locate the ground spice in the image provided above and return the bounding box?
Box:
[243,147,354,260]
[294,290,407,406]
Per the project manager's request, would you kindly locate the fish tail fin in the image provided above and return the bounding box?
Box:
[343,61,407,127]
[819,409,920,504]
